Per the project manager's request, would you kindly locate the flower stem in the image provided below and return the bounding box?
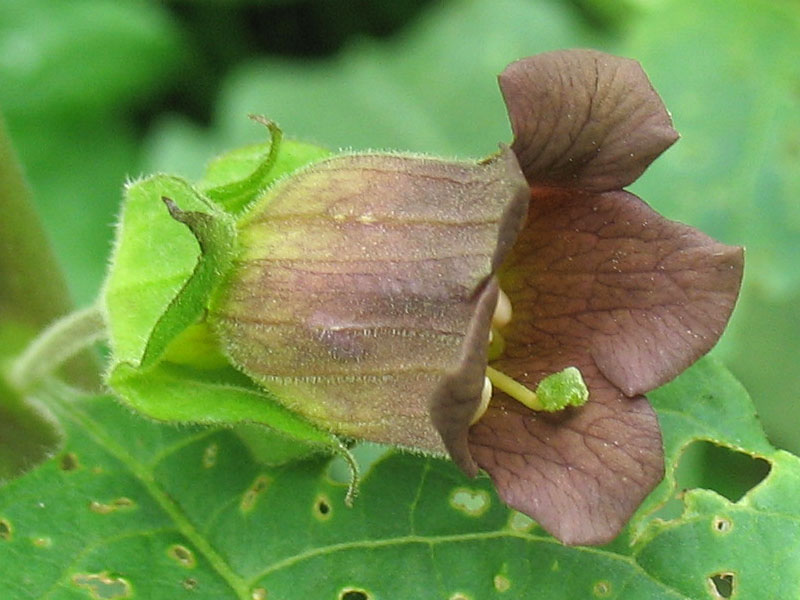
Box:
[9,305,106,392]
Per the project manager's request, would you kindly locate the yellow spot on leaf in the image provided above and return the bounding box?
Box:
[182,578,198,590]
[167,544,196,568]
[71,572,132,599]
[241,474,271,513]
[507,511,535,533]
[0,518,11,541]
[494,574,511,592]
[89,498,135,515]
[251,587,267,600]
[593,580,612,597]
[202,443,218,469]
[32,536,52,548]
[449,488,490,517]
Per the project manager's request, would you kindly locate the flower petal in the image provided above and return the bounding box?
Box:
[469,359,663,546]
[468,186,742,544]
[431,277,499,477]
[210,147,529,454]
[501,187,743,396]
[500,49,679,191]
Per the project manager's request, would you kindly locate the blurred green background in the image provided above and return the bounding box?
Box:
[2,0,798,451]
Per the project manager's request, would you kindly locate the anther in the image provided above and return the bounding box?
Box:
[470,376,494,425]
[493,288,513,329]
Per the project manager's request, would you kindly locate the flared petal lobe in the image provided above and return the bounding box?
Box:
[469,188,743,544]
[501,49,679,191]
[467,49,744,545]
[210,148,529,455]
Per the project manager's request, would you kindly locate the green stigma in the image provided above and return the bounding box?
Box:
[534,367,589,411]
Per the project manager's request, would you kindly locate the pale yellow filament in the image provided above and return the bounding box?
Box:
[485,366,545,411]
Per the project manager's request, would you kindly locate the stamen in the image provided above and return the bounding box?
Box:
[492,288,512,329]
[487,327,505,361]
[485,366,590,413]
[481,286,589,415]
[470,376,493,425]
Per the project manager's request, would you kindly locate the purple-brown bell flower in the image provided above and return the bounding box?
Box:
[209,49,743,546]
[466,49,743,544]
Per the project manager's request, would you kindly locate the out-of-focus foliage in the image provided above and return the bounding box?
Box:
[2,0,798,452]
[0,0,184,304]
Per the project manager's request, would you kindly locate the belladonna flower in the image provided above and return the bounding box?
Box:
[467,49,743,544]
[208,49,743,545]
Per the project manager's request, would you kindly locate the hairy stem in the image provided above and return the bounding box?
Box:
[9,305,106,393]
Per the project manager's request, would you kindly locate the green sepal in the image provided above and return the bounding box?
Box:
[534,366,589,412]
[103,125,331,370]
[102,136,354,474]
[137,197,236,369]
[103,174,217,368]
[200,116,331,215]
[107,361,357,491]
[108,362,341,449]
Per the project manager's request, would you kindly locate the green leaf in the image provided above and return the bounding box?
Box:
[0,115,95,477]
[622,358,800,596]
[631,357,777,534]
[633,452,800,599]
[0,379,60,484]
[2,358,798,599]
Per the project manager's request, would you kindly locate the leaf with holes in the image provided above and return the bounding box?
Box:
[1,358,799,599]
[626,357,800,598]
